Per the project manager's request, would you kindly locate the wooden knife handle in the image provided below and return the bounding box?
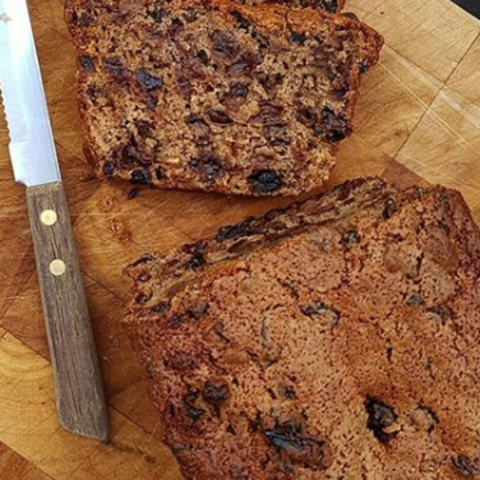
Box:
[26,182,109,442]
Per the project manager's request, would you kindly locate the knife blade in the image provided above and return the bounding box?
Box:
[0,0,60,186]
[0,0,109,441]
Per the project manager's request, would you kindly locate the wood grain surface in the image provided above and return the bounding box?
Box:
[27,182,108,442]
[0,0,479,478]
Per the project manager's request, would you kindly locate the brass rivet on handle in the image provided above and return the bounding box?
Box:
[49,259,66,277]
[40,209,58,226]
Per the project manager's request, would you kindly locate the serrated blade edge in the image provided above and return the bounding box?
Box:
[0,0,61,186]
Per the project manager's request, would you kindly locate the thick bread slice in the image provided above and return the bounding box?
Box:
[125,177,480,479]
[66,0,382,196]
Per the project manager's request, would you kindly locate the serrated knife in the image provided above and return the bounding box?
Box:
[0,0,109,441]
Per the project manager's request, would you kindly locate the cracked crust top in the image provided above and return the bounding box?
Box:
[125,178,480,479]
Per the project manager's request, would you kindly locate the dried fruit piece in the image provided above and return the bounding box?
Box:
[202,381,229,407]
[211,29,240,60]
[453,456,479,477]
[344,230,361,244]
[104,56,125,79]
[406,295,426,307]
[184,393,206,421]
[103,161,115,176]
[248,170,283,194]
[264,421,331,471]
[130,169,152,185]
[185,252,206,270]
[136,69,164,90]
[207,109,233,125]
[428,305,452,325]
[365,399,398,442]
[149,6,164,23]
[190,154,224,182]
[300,302,340,327]
[78,55,95,72]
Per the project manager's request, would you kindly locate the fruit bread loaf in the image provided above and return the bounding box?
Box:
[125,177,480,479]
[65,0,382,196]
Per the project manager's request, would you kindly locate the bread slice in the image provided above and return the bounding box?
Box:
[125,177,480,479]
[65,0,382,196]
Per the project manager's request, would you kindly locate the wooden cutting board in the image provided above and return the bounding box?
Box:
[0,0,479,478]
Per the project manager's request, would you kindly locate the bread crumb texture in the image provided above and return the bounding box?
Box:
[125,178,480,479]
[65,0,382,196]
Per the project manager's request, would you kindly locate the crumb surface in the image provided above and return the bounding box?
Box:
[125,178,480,479]
[65,0,382,196]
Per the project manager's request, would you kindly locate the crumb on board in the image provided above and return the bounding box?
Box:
[128,188,139,200]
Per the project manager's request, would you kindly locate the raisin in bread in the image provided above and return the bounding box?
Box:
[65,0,382,196]
[125,177,480,479]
